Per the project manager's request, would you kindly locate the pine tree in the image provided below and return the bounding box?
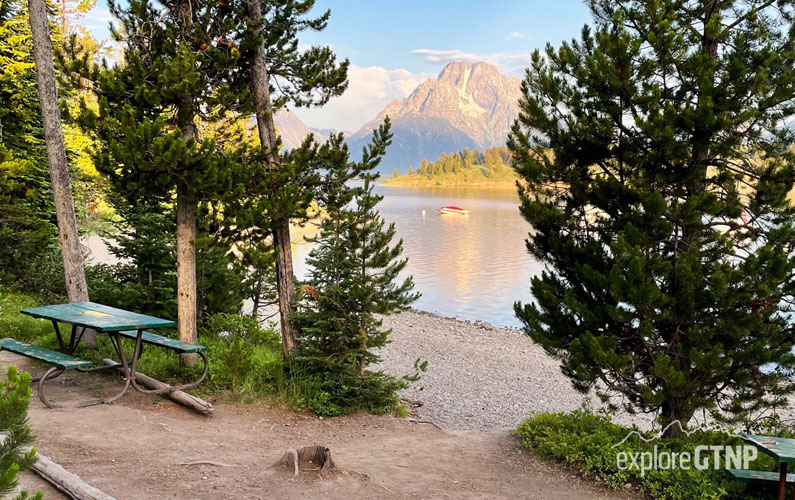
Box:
[0,0,57,286]
[510,0,795,432]
[292,119,421,415]
[237,0,348,358]
[29,0,94,345]
[84,196,178,318]
[67,0,244,362]
[0,361,40,500]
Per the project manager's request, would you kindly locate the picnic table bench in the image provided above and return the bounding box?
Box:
[727,434,795,500]
[0,301,207,408]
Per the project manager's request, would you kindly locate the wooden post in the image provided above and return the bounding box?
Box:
[245,0,300,358]
[28,0,96,348]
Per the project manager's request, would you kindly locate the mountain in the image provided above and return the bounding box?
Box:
[311,127,347,138]
[273,108,327,149]
[347,61,523,173]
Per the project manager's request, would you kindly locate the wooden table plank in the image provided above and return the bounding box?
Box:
[21,302,175,332]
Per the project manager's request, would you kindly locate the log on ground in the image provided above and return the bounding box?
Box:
[102,359,213,415]
[1,434,115,500]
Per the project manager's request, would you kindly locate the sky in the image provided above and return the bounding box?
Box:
[80,0,592,132]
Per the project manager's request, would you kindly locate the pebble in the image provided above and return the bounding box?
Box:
[376,310,589,431]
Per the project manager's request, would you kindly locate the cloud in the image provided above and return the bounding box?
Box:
[507,31,528,39]
[297,65,433,133]
[80,6,112,27]
[412,48,535,76]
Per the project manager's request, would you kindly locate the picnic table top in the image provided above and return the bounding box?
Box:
[742,434,795,463]
[20,302,175,332]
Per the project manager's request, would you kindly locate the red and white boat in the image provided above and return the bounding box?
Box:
[437,205,470,215]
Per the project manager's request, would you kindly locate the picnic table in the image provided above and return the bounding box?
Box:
[730,434,795,500]
[0,301,207,408]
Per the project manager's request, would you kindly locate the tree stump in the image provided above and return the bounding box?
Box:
[270,445,337,476]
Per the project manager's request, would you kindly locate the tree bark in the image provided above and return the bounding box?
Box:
[273,222,298,357]
[246,0,300,358]
[175,6,199,365]
[28,0,96,347]
[176,189,198,367]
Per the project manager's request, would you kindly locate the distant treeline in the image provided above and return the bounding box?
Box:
[385,146,518,187]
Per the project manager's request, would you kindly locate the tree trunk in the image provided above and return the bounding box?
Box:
[28,0,96,347]
[246,0,300,358]
[175,9,199,365]
[660,403,694,439]
[273,222,298,357]
[176,189,198,367]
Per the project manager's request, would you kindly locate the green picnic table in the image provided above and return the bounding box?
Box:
[729,435,795,500]
[0,301,207,408]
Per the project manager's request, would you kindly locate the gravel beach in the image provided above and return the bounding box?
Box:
[376,309,589,431]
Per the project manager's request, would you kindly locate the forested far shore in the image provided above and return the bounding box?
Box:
[384,146,518,187]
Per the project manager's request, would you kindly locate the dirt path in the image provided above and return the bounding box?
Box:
[4,352,632,499]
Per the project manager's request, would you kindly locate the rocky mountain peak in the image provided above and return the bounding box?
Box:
[350,61,522,163]
[276,61,524,173]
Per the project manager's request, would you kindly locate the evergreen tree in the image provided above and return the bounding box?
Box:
[510,0,795,431]
[292,119,421,415]
[0,361,40,500]
[28,0,93,341]
[235,0,349,357]
[0,0,57,286]
[66,0,244,361]
[86,201,178,320]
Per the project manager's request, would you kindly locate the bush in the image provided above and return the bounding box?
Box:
[0,360,41,500]
[516,409,782,500]
[2,245,67,304]
[0,287,408,416]
[0,291,56,343]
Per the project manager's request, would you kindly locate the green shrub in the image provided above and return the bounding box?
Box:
[516,409,781,500]
[0,287,404,416]
[0,360,41,500]
[0,291,55,343]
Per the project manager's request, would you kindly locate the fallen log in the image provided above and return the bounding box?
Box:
[30,450,117,500]
[1,435,116,500]
[102,359,213,415]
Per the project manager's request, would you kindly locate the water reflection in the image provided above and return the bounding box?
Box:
[293,184,542,327]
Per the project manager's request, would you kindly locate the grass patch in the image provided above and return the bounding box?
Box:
[1,290,407,417]
[515,408,788,500]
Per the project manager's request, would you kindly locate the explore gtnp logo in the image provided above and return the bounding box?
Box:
[613,421,758,476]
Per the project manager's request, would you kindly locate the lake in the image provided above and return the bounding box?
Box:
[292,185,541,327]
[85,184,542,328]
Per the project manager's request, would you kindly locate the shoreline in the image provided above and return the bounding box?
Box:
[381,180,518,189]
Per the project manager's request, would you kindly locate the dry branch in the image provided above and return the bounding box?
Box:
[102,359,213,415]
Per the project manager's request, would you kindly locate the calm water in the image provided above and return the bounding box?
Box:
[292,185,542,327]
[85,185,541,328]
